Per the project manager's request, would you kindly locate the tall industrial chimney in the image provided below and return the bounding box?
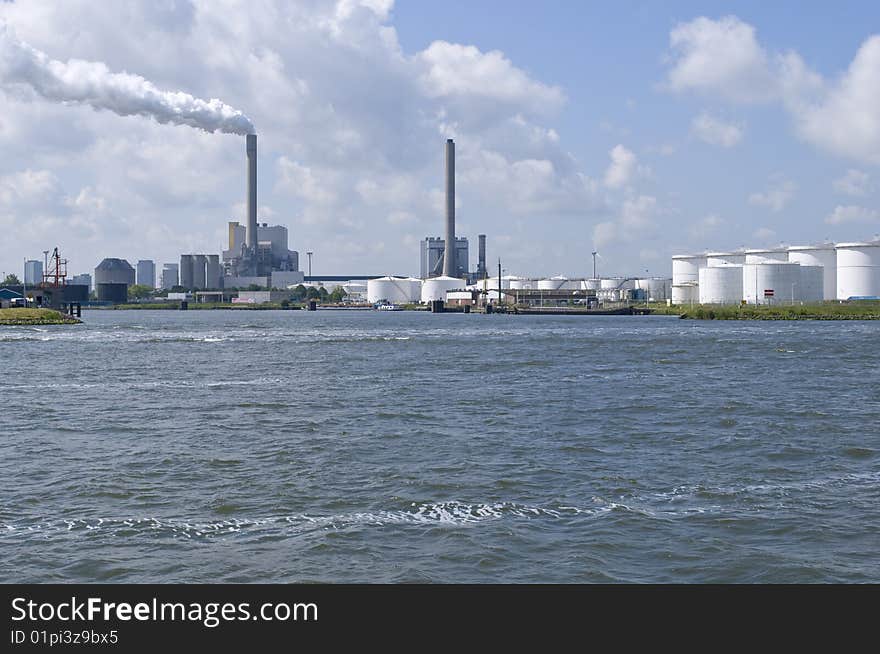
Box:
[246,134,258,256]
[478,234,487,279]
[443,138,455,277]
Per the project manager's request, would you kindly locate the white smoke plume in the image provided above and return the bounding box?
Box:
[0,26,254,135]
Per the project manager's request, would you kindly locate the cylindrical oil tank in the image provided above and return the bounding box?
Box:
[96,282,128,304]
[744,248,788,264]
[420,275,465,303]
[671,283,699,305]
[583,278,602,291]
[699,265,743,304]
[743,262,801,304]
[788,245,836,300]
[638,277,671,301]
[798,266,824,303]
[405,277,423,301]
[509,278,527,290]
[707,251,746,267]
[367,277,415,304]
[538,276,569,290]
[672,254,707,285]
[835,242,880,299]
[600,277,621,290]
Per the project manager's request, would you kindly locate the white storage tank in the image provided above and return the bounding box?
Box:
[672,254,708,285]
[788,245,836,300]
[707,251,746,267]
[744,248,788,264]
[699,266,743,304]
[538,276,572,290]
[798,266,824,303]
[600,277,624,290]
[743,262,801,304]
[582,278,602,291]
[636,278,671,301]
[368,276,418,304]
[835,242,880,299]
[421,275,465,303]
[671,283,699,305]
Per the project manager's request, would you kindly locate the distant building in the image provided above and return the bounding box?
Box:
[420,236,468,278]
[136,260,156,288]
[69,273,92,289]
[160,263,179,290]
[24,260,42,285]
[223,221,299,278]
[179,254,222,290]
[94,258,135,304]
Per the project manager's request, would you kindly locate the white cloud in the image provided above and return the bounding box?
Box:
[665,16,880,164]
[833,169,871,197]
[691,113,743,147]
[825,205,880,225]
[666,16,777,103]
[793,36,880,164]
[749,177,796,212]
[603,145,641,189]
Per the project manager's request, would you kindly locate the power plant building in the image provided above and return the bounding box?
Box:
[179,254,222,290]
[420,236,469,279]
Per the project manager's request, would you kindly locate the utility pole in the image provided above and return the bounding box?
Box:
[498,258,502,308]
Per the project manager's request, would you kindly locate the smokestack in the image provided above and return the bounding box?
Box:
[478,234,487,279]
[443,138,455,277]
[246,134,257,255]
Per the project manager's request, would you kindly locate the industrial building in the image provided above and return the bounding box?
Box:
[220,134,301,289]
[671,240,880,304]
[420,236,469,279]
[94,258,135,303]
[68,273,91,289]
[179,254,222,291]
[136,260,156,288]
[161,263,179,290]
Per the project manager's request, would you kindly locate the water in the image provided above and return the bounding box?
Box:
[1,309,878,583]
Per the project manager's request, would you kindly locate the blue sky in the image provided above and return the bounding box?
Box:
[0,1,878,280]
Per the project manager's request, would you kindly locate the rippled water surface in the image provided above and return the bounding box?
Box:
[1,310,878,582]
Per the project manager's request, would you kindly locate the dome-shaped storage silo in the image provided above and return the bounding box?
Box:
[699,265,743,304]
[788,245,836,300]
[744,248,788,264]
[835,242,880,299]
[420,275,465,303]
[368,276,415,304]
[94,258,135,286]
[743,262,801,304]
[798,266,824,303]
[672,254,707,285]
[672,282,699,305]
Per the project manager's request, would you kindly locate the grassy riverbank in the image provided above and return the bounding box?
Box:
[0,308,81,325]
[649,301,880,320]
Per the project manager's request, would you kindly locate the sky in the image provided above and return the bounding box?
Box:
[0,0,879,280]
